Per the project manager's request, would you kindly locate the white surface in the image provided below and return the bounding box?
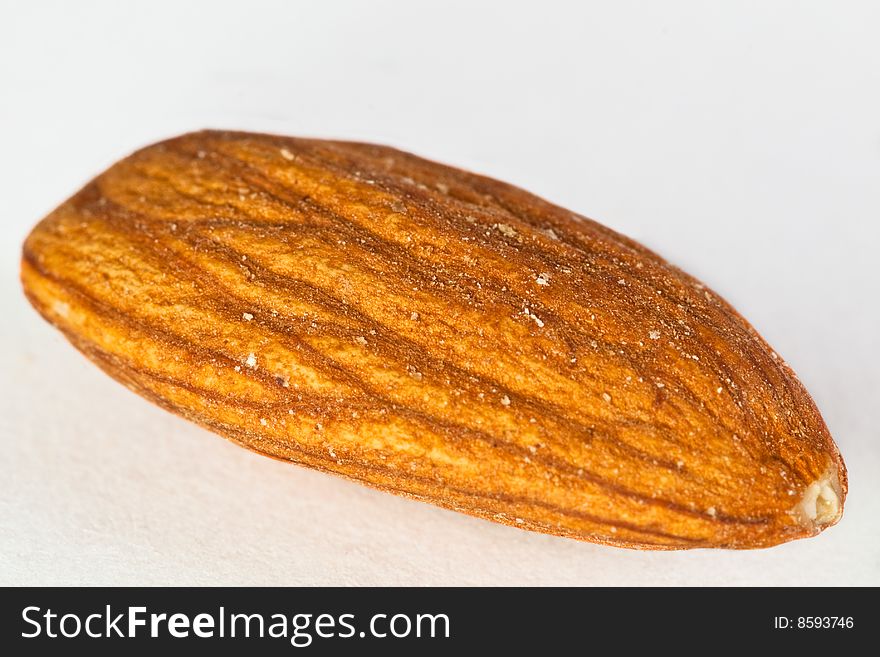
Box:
[1,0,879,586]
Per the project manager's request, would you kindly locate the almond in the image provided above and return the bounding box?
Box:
[21,130,846,549]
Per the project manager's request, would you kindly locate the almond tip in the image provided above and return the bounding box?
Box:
[795,465,844,530]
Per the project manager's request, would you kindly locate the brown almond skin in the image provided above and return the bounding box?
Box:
[21,130,846,549]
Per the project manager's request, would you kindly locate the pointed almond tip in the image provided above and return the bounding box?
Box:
[793,462,845,532]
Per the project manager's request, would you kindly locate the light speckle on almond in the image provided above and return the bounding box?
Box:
[494,223,517,238]
[52,300,70,318]
[522,307,545,328]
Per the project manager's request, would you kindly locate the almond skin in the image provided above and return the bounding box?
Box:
[21,130,846,549]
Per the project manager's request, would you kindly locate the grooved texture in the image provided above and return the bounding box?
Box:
[21,130,846,549]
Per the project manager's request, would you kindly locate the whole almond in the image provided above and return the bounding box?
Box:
[21,130,846,549]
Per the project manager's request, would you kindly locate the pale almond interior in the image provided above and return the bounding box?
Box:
[795,465,843,527]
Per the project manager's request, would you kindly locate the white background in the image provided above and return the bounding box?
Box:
[1,0,878,585]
